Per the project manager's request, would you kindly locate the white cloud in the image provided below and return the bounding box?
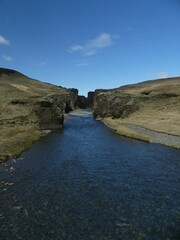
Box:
[71,44,84,52]
[157,71,169,79]
[3,54,13,62]
[70,33,115,56]
[0,35,10,45]
[76,61,90,67]
[87,33,113,49]
[84,49,97,56]
[38,61,48,67]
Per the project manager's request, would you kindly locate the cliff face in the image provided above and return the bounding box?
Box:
[93,90,139,118]
[0,68,78,161]
[77,95,87,109]
[87,91,95,108]
[93,77,180,138]
[67,88,78,111]
[0,68,78,127]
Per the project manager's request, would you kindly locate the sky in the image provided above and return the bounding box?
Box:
[0,0,180,95]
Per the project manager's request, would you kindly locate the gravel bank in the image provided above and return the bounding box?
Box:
[102,118,180,149]
[126,124,180,148]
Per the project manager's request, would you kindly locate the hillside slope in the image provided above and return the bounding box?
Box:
[93,77,180,148]
[0,68,78,162]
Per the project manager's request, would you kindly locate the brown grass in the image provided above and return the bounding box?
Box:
[0,68,69,162]
[97,77,180,147]
[0,125,41,163]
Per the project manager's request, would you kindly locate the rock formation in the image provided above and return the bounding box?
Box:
[87,91,95,108]
[93,77,180,145]
[67,88,78,111]
[93,90,139,118]
[77,95,87,109]
[0,68,79,161]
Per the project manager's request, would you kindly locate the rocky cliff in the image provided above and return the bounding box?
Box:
[93,77,180,147]
[77,95,87,109]
[0,68,78,162]
[87,91,95,108]
[93,89,139,118]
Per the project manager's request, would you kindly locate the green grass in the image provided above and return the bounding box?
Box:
[0,125,41,163]
[0,69,72,163]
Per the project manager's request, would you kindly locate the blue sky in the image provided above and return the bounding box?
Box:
[0,0,180,95]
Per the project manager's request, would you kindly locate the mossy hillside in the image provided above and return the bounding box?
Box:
[0,68,78,162]
[94,77,180,148]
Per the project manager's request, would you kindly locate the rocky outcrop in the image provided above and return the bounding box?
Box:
[67,88,78,111]
[93,90,139,118]
[35,94,64,129]
[0,68,79,162]
[93,77,180,144]
[93,78,180,120]
[35,90,79,129]
[77,95,87,109]
[87,91,95,107]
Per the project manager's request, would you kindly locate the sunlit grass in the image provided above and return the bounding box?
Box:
[0,125,41,162]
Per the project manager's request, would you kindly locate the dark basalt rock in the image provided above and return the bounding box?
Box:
[87,91,95,107]
[93,77,180,121]
[93,92,139,119]
[35,95,64,129]
[77,95,87,109]
[67,88,78,110]
[35,90,79,129]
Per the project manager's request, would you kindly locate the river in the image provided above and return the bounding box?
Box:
[0,110,180,240]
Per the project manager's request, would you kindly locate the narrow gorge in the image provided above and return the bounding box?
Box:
[91,78,180,148]
[0,68,90,162]
[0,68,180,162]
[0,68,180,240]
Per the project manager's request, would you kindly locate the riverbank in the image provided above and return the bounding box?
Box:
[64,109,92,120]
[0,125,41,163]
[64,108,180,149]
[0,125,54,163]
[56,109,180,150]
[93,77,180,149]
[101,117,180,149]
[1,107,179,240]
[0,68,79,163]
[0,110,91,163]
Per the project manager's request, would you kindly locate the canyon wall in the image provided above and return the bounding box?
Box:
[92,78,180,140]
[0,68,79,161]
[93,89,139,119]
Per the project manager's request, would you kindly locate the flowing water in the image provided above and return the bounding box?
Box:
[0,110,180,240]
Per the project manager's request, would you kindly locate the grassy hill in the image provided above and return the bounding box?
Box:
[0,68,76,162]
[93,77,180,147]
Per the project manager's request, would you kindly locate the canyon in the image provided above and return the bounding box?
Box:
[92,78,180,148]
[0,68,90,162]
[0,68,180,162]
